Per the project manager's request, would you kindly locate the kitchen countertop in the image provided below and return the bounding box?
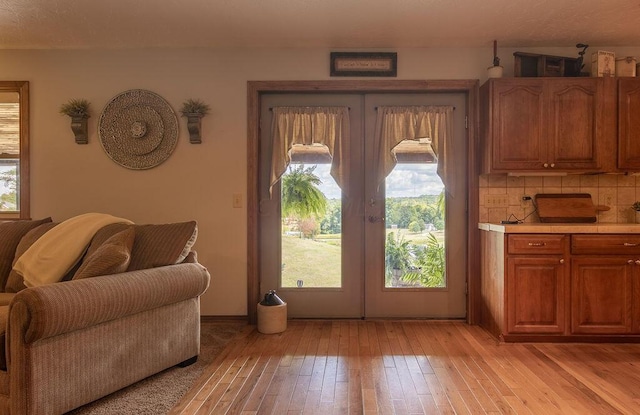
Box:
[478,222,640,234]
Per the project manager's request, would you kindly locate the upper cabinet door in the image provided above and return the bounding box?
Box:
[481,78,612,174]
[547,79,603,170]
[618,78,640,171]
[483,79,546,171]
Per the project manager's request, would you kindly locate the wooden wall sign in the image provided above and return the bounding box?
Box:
[330,52,397,77]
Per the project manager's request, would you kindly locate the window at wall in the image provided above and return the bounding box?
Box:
[0,82,29,219]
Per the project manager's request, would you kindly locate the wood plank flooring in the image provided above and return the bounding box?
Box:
[170,320,640,414]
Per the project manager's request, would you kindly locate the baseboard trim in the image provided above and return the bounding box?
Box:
[200,315,248,323]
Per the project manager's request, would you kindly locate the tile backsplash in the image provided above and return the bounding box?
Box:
[479,174,640,224]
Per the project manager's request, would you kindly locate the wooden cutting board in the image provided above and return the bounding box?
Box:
[535,193,597,223]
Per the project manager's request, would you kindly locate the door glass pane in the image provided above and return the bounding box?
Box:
[281,146,342,288]
[384,157,445,288]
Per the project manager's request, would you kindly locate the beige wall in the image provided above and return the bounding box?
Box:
[0,45,639,315]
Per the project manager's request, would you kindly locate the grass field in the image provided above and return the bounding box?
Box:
[281,229,444,288]
[281,235,341,287]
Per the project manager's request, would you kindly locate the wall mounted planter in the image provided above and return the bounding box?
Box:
[59,99,91,144]
[70,116,89,144]
[180,99,210,144]
[185,113,203,144]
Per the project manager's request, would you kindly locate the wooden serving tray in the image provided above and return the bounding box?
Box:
[535,193,597,223]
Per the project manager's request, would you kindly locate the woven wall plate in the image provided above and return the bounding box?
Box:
[98,89,178,169]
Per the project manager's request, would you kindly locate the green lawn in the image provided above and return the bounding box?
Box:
[282,229,444,288]
[390,228,445,245]
[281,235,341,287]
[280,229,445,288]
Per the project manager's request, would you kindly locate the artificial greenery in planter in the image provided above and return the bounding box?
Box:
[180,99,210,144]
[59,99,91,144]
[59,99,90,118]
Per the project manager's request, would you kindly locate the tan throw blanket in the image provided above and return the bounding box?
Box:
[14,213,134,288]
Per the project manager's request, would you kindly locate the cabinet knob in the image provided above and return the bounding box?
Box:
[550,163,555,168]
[636,260,640,266]
[559,259,565,264]
[628,260,635,264]
[528,242,546,246]
[543,163,549,168]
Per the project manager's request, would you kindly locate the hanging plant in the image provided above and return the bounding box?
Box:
[59,98,91,118]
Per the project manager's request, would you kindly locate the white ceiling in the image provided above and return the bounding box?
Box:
[1,0,639,50]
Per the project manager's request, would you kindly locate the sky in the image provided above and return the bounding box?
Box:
[311,163,444,199]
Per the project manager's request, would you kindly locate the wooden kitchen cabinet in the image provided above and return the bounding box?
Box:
[480,231,569,340]
[570,257,633,334]
[506,234,568,334]
[507,256,568,334]
[571,234,640,334]
[480,229,640,341]
[480,78,613,173]
[618,78,640,170]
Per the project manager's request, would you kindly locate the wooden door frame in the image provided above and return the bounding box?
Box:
[247,80,480,324]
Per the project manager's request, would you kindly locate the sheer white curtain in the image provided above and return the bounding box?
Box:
[269,106,350,196]
[374,106,456,197]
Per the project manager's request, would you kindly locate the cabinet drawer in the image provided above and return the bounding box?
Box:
[572,234,640,255]
[507,234,566,255]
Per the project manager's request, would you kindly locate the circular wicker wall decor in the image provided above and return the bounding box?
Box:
[98,89,178,169]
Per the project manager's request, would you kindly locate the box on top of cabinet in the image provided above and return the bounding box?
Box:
[616,57,637,77]
[591,51,615,77]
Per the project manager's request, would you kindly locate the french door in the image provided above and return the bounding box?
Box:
[259,92,467,318]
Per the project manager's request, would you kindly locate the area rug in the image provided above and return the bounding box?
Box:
[67,320,246,415]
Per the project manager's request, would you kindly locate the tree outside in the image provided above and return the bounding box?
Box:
[0,167,17,211]
[281,164,327,237]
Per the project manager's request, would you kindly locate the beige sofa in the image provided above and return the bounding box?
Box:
[0,217,210,415]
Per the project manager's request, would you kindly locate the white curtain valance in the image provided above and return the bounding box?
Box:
[374,105,456,197]
[269,106,350,196]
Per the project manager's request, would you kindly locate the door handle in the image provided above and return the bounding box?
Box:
[368,215,385,223]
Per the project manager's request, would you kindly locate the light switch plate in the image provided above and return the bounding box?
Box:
[233,193,243,208]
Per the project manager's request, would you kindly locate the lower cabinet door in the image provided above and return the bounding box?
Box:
[507,256,568,334]
[571,257,633,334]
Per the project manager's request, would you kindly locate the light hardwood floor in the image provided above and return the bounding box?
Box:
[171,320,640,414]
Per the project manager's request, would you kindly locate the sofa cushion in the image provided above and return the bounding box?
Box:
[73,227,135,280]
[84,223,131,258]
[127,221,197,271]
[0,293,15,307]
[5,222,58,293]
[0,218,52,291]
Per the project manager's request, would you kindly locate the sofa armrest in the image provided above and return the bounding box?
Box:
[8,262,210,343]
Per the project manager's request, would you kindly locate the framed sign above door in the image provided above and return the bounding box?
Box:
[330,52,397,77]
